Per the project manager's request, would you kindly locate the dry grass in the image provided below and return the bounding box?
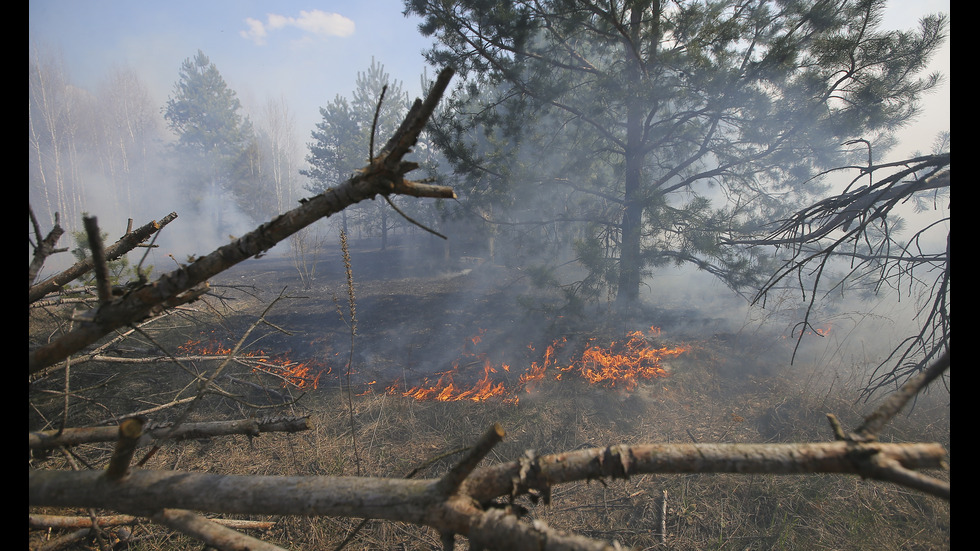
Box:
[29,273,950,551]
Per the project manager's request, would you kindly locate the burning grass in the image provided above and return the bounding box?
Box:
[174,323,693,406]
[89,354,945,551]
[29,255,949,550]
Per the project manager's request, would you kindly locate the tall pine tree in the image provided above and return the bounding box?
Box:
[409,0,947,308]
[163,50,254,224]
[303,58,411,249]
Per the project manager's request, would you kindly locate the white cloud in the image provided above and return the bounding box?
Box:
[240,17,268,45]
[292,10,355,36]
[267,13,289,30]
[241,10,354,45]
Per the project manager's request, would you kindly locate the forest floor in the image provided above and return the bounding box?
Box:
[29,240,950,550]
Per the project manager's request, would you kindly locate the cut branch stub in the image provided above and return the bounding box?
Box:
[105,417,144,480]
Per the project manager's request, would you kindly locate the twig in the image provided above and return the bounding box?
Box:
[135,289,293,466]
[660,489,667,544]
[384,195,448,239]
[83,216,113,304]
[150,509,285,551]
[852,349,950,441]
[370,84,387,161]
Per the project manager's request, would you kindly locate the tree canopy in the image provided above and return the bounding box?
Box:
[163,50,254,215]
[408,0,947,307]
[303,58,412,246]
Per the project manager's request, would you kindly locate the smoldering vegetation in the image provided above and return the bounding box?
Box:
[30,2,948,547]
[29,227,950,549]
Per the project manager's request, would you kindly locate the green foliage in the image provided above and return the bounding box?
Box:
[163,50,255,209]
[409,0,947,306]
[303,59,443,248]
[70,230,152,288]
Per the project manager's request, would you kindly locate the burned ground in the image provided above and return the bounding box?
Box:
[29,238,950,550]
[204,239,753,397]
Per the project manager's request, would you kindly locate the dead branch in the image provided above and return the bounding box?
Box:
[30,416,312,451]
[83,216,113,304]
[30,513,274,531]
[105,417,143,479]
[724,152,950,389]
[29,207,66,288]
[460,441,948,503]
[852,349,950,441]
[29,437,948,549]
[149,509,285,551]
[29,68,456,374]
[29,212,178,304]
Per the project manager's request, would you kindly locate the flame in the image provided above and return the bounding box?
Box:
[785,321,834,339]
[387,333,512,402]
[178,336,328,390]
[387,327,688,403]
[577,330,689,391]
[180,326,689,400]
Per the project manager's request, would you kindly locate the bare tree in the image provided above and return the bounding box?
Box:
[94,65,160,216]
[726,144,949,396]
[260,95,299,216]
[30,43,86,231]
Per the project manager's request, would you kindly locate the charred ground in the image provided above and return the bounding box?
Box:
[29,236,950,550]
[204,237,754,395]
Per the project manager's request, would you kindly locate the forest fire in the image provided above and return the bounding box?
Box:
[392,360,511,403]
[178,327,689,401]
[386,327,690,403]
[386,328,513,403]
[177,337,327,390]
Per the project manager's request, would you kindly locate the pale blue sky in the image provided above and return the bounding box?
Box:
[29,1,437,138]
[29,0,949,158]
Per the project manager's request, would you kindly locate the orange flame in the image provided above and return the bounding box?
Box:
[178,336,327,390]
[182,326,689,400]
[577,330,689,391]
[387,331,512,402]
[387,327,688,403]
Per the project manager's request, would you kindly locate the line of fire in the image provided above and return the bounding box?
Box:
[178,325,697,403]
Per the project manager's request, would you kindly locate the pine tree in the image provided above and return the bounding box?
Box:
[163,50,254,221]
[408,0,947,308]
[302,58,411,248]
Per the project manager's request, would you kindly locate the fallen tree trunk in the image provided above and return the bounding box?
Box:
[30,438,948,548]
[29,415,311,451]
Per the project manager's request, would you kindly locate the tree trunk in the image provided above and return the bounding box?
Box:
[615,2,651,308]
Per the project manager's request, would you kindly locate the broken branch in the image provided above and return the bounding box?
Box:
[29,69,456,374]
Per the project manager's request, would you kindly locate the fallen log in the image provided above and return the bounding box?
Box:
[30,436,948,549]
[30,416,312,451]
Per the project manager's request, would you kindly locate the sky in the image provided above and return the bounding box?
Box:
[29,0,438,139]
[29,0,950,160]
